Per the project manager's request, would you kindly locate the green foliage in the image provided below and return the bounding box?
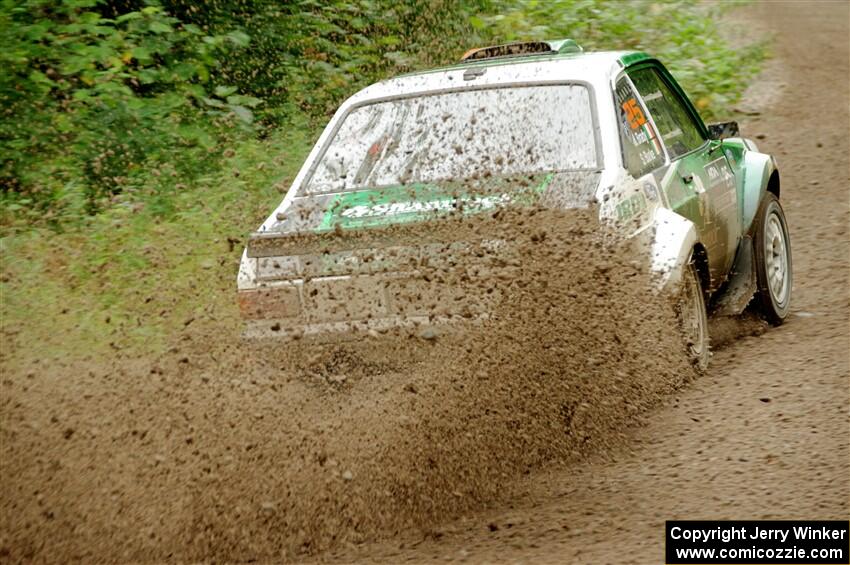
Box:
[160,0,486,117]
[0,0,251,218]
[0,0,488,224]
[472,0,765,120]
[1,117,314,359]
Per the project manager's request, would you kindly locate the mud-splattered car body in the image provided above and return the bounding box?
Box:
[238,40,790,346]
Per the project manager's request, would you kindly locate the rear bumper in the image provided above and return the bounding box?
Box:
[238,229,504,340]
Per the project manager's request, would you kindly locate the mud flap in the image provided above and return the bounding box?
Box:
[650,207,698,293]
[711,235,756,316]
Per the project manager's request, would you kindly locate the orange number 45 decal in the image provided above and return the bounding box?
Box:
[622,98,647,130]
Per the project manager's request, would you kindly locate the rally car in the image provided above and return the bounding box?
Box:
[237,39,792,369]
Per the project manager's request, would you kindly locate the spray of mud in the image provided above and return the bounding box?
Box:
[0,207,695,562]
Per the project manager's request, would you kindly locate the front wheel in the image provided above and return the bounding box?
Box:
[677,261,710,372]
[753,193,792,324]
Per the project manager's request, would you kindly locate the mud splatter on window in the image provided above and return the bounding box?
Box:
[304,85,598,195]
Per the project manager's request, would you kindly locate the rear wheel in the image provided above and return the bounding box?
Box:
[677,260,710,372]
[753,193,792,324]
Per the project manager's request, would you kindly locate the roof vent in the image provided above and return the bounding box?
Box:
[460,39,582,62]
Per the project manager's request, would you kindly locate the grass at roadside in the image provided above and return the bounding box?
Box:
[1,117,315,362]
[0,1,766,365]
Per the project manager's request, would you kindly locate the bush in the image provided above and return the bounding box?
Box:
[472,0,764,121]
[157,0,486,117]
[0,0,251,219]
[0,0,490,225]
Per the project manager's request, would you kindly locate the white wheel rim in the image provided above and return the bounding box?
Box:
[765,211,789,306]
[679,267,706,360]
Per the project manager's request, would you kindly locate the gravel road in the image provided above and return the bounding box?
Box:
[1,2,846,564]
[322,1,850,562]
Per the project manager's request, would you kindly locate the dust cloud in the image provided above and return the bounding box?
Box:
[0,207,695,562]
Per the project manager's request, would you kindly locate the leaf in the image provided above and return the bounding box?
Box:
[214,85,238,97]
[172,62,197,81]
[229,105,253,124]
[183,84,206,99]
[201,97,226,108]
[24,21,52,41]
[73,89,93,101]
[130,46,151,63]
[226,94,263,108]
[196,64,209,83]
[148,21,172,34]
[379,35,401,47]
[28,70,55,88]
[226,30,251,47]
[116,12,143,23]
[137,69,159,85]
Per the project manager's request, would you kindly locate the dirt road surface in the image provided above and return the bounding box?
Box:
[320,1,850,562]
[1,1,847,564]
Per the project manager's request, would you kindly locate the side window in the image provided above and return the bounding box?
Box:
[628,67,705,158]
[615,76,664,177]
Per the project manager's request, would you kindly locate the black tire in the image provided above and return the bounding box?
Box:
[677,260,710,372]
[752,193,792,324]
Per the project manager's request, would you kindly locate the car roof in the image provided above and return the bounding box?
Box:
[407,49,645,77]
[343,50,649,107]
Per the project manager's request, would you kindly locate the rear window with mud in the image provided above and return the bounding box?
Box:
[302,84,599,195]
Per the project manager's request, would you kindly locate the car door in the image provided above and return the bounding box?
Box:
[626,65,740,287]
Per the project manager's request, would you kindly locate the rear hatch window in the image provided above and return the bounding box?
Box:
[301,84,599,196]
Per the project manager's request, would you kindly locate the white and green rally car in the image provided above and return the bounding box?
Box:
[238,40,792,368]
